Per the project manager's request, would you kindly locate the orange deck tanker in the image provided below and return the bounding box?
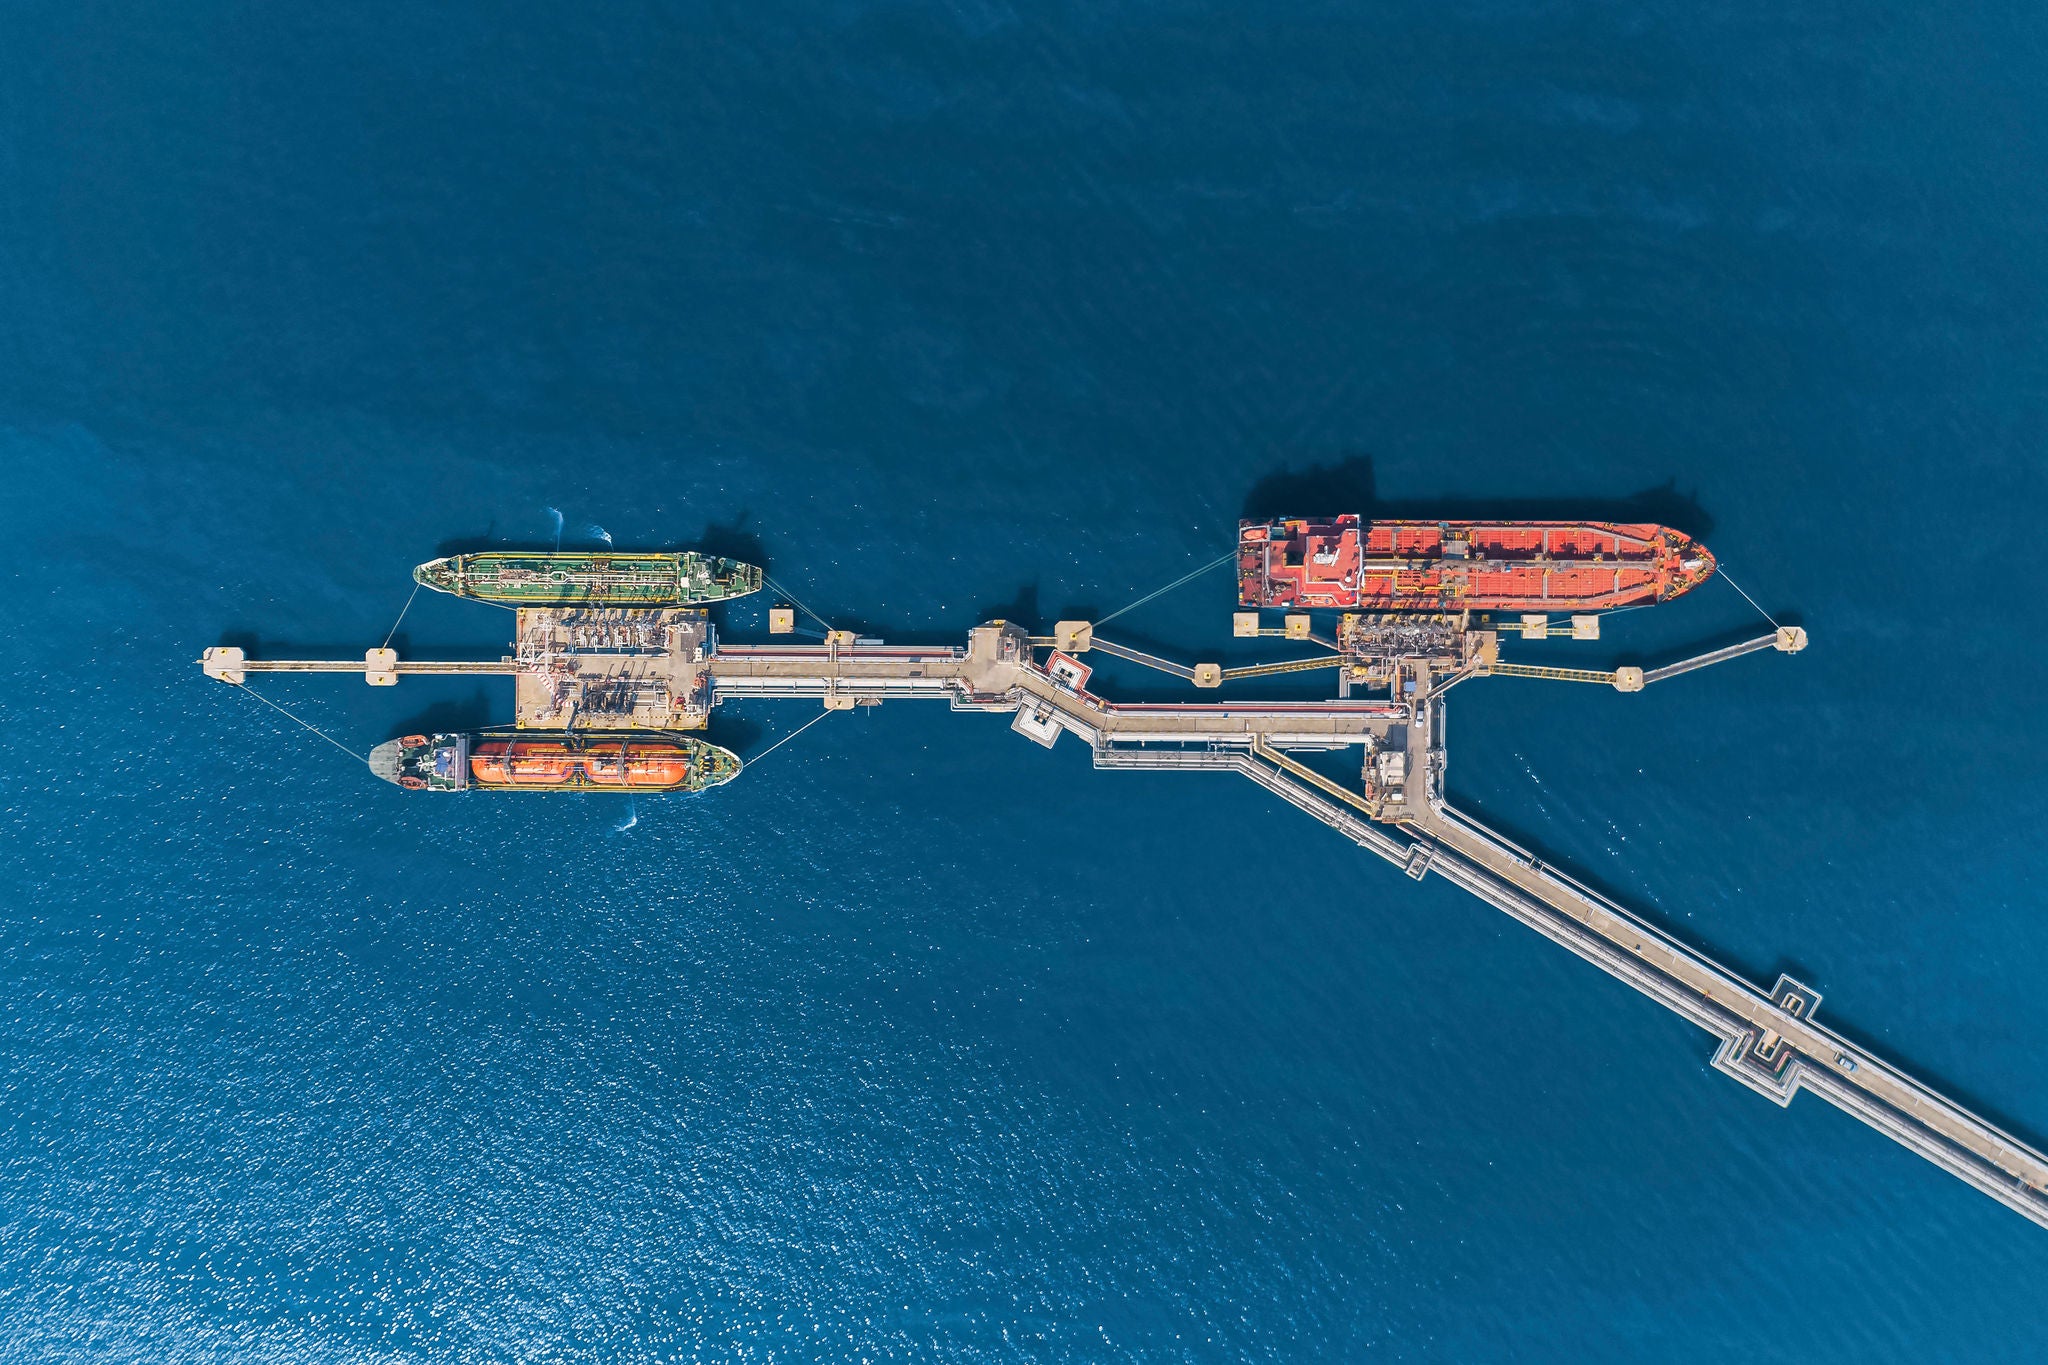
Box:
[1238,517,1715,613]
[368,732,740,793]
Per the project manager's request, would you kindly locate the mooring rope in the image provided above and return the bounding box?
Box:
[381,581,422,650]
[1717,564,1781,630]
[232,682,367,763]
[763,575,833,632]
[1095,550,1236,630]
[748,706,837,767]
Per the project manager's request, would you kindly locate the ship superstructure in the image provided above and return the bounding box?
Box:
[1238,517,1714,613]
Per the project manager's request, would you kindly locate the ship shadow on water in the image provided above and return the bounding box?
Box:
[430,521,498,558]
[389,687,501,739]
[429,511,772,570]
[1239,454,1716,540]
[975,582,1040,629]
[692,512,770,576]
[709,715,768,757]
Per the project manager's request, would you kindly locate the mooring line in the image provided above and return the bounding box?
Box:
[1095,550,1236,630]
[232,683,367,763]
[748,706,837,767]
[381,581,422,650]
[1717,564,1781,630]
[764,575,833,632]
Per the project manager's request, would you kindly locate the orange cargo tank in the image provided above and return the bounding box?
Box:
[1237,517,1715,613]
[469,737,723,791]
[369,732,742,793]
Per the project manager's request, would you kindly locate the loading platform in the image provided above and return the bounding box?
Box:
[197,607,2048,1230]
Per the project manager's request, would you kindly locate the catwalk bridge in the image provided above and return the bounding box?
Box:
[198,610,2048,1230]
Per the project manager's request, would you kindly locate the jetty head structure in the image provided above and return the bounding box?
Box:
[197,533,2048,1231]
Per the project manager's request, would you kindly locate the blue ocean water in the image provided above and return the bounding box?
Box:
[4,1,2048,1359]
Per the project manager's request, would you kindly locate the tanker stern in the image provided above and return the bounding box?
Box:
[368,733,470,790]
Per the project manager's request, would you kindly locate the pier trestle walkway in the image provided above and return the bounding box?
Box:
[704,625,1407,752]
[1081,691,2048,1228]
[199,619,2048,1229]
[1406,794,2048,1228]
[1097,687,2048,1236]
[1035,679,2048,1226]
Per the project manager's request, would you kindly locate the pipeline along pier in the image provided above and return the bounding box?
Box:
[197,608,2048,1231]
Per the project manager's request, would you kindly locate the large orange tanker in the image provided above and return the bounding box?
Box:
[1238,517,1715,613]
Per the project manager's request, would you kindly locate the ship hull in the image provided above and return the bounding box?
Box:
[1237,518,1715,613]
[369,732,742,793]
[413,551,762,607]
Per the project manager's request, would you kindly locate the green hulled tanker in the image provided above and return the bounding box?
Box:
[413,551,761,607]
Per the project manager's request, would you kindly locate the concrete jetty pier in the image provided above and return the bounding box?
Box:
[199,608,2048,1229]
[1410,788,2048,1225]
[708,626,1403,750]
